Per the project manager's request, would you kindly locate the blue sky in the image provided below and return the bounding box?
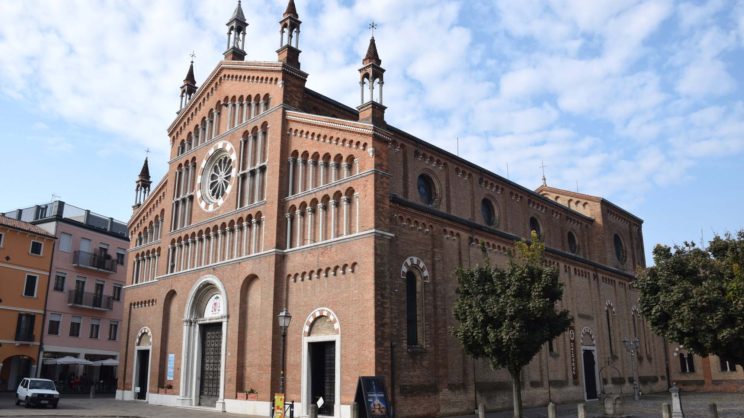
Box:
[0,0,742,263]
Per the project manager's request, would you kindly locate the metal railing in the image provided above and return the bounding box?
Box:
[15,333,35,342]
[73,250,117,273]
[67,290,113,310]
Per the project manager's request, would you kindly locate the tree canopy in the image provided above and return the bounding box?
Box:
[635,231,744,367]
[453,233,572,418]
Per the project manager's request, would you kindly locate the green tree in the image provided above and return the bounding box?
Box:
[452,233,572,418]
[636,231,744,368]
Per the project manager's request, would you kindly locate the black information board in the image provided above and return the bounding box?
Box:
[354,376,391,418]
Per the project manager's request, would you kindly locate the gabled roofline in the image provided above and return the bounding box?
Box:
[536,185,643,224]
[167,60,295,133]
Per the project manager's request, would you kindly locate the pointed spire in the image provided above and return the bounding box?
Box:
[284,0,298,18]
[229,0,247,24]
[364,36,381,66]
[184,59,196,86]
[138,157,151,181]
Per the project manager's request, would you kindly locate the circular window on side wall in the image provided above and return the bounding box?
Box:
[567,231,578,254]
[417,174,436,206]
[481,198,497,226]
[614,234,627,263]
[529,216,542,239]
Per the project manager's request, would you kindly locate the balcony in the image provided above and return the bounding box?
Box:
[73,250,117,273]
[67,290,113,311]
[15,333,35,343]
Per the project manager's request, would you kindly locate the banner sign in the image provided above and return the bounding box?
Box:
[274,393,285,418]
[569,327,578,383]
[167,353,175,381]
[354,376,391,418]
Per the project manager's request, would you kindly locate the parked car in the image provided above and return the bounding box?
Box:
[15,378,60,408]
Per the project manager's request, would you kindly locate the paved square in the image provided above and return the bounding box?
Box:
[1,391,742,418]
[0,393,261,418]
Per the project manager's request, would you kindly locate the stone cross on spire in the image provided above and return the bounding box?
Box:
[369,21,378,37]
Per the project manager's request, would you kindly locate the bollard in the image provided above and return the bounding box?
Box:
[478,403,485,418]
[351,402,358,418]
[289,401,295,418]
[662,402,671,418]
[547,402,556,418]
[309,404,318,418]
[577,403,586,418]
[708,403,718,418]
[89,384,95,399]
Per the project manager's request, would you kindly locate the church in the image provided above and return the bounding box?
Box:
[117,1,670,416]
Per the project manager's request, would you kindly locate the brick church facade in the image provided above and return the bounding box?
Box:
[117,1,669,416]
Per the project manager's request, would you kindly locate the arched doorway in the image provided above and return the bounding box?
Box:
[133,327,152,400]
[580,327,599,400]
[1,355,33,391]
[301,308,340,418]
[181,275,228,410]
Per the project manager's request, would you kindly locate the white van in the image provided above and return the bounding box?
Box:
[15,378,60,408]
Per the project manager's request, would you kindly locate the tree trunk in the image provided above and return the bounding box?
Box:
[511,369,523,418]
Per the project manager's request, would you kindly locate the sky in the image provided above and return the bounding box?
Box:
[0,0,742,264]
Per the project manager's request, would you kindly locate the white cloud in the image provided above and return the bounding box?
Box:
[0,0,742,212]
[676,59,735,97]
[677,0,728,29]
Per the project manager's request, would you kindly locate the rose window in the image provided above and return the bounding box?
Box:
[196,141,237,212]
[207,155,233,202]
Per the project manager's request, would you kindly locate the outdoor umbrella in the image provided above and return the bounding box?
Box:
[92,358,119,366]
[55,356,93,365]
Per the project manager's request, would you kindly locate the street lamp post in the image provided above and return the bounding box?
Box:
[622,337,641,401]
[278,308,292,395]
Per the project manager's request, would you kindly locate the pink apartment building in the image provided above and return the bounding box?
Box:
[2,201,128,392]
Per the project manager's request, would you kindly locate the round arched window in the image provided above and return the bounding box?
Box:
[417,174,436,206]
[614,234,627,263]
[529,216,542,238]
[481,198,497,226]
[567,231,578,254]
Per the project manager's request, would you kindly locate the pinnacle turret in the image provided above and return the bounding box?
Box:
[179,57,198,111]
[224,0,248,61]
[358,33,386,125]
[133,157,152,209]
[277,0,302,68]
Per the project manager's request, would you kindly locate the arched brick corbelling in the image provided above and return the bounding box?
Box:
[136,326,152,346]
[302,307,340,337]
[400,256,430,282]
[581,326,596,345]
[605,300,616,313]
